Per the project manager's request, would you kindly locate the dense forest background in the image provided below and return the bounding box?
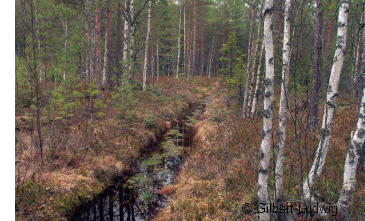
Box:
[13,0,365,220]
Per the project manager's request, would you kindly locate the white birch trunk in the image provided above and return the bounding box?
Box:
[142,0,152,91]
[208,37,214,79]
[275,0,292,204]
[176,4,182,79]
[91,26,95,79]
[128,0,135,79]
[63,17,68,81]
[257,0,275,219]
[157,39,159,82]
[247,19,261,118]
[183,7,186,75]
[251,43,264,117]
[337,86,365,216]
[353,38,360,95]
[123,0,129,85]
[303,1,350,202]
[242,8,255,117]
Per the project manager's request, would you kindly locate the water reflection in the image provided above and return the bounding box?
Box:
[70,119,193,221]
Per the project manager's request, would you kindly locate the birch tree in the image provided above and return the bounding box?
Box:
[303,0,350,202]
[192,0,197,77]
[95,4,102,100]
[257,0,274,219]
[142,0,152,91]
[274,0,291,204]
[63,17,68,81]
[176,3,182,79]
[337,87,365,217]
[208,36,214,79]
[102,31,107,84]
[123,0,129,84]
[116,2,123,85]
[128,0,135,81]
[157,38,159,82]
[242,7,256,117]
[251,42,264,117]
[247,19,261,117]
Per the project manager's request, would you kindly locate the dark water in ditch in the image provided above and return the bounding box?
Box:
[69,97,211,221]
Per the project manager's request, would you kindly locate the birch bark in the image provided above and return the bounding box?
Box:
[142,0,152,91]
[176,4,182,79]
[247,19,261,117]
[123,0,129,85]
[251,43,264,117]
[257,0,275,219]
[337,85,365,217]
[275,0,292,204]
[243,8,255,117]
[303,1,350,202]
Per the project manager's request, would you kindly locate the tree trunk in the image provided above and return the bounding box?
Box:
[176,4,182,79]
[353,37,360,94]
[117,2,123,86]
[337,88,365,217]
[123,0,129,85]
[243,7,256,117]
[251,43,264,118]
[257,0,274,219]
[356,1,365,177]
[324,0,333,89]
[128,0,135,81]
[186,3,191,77]
[303,1,349,202]
[63,17,68,81]
[84,0,92,83]
[192,0,197,78]
[157,38,159,82]
[151,37,155,87]
[200,22,204,77]
[35,2,42,82]
[95,5,102,100]
[103,30,107,84]
[142,0,152,91]
[183,7,186,74]
[208,37,214,79]
[106,0,112,87]
[247,19,261,117]
[308,0,324,130]
[275,0,292,206]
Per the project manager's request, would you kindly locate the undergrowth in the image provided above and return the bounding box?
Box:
[156,85,365,221]
[15,76,217,220]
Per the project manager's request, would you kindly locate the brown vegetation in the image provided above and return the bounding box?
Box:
[156,86,365,220]
[15,77,217,220]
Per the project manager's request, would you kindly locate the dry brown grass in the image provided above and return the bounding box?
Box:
[155,86,365,220]
[15,77,218,220]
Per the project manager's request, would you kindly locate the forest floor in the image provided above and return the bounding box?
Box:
[155,85,365,221]
[15,76,219,220]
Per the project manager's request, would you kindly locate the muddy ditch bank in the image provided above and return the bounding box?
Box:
[68,94,216,221]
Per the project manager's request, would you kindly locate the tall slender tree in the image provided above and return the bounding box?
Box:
[257,0,274,219]
[303,0,350,202]
[116,2,123,86]
[275,0,292,206]
[243,6,256,117]
[176,2,182,78]
[192,0,197,77]
[142,0,152,91]
[308,0,324,130]
[95,2,102,100]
